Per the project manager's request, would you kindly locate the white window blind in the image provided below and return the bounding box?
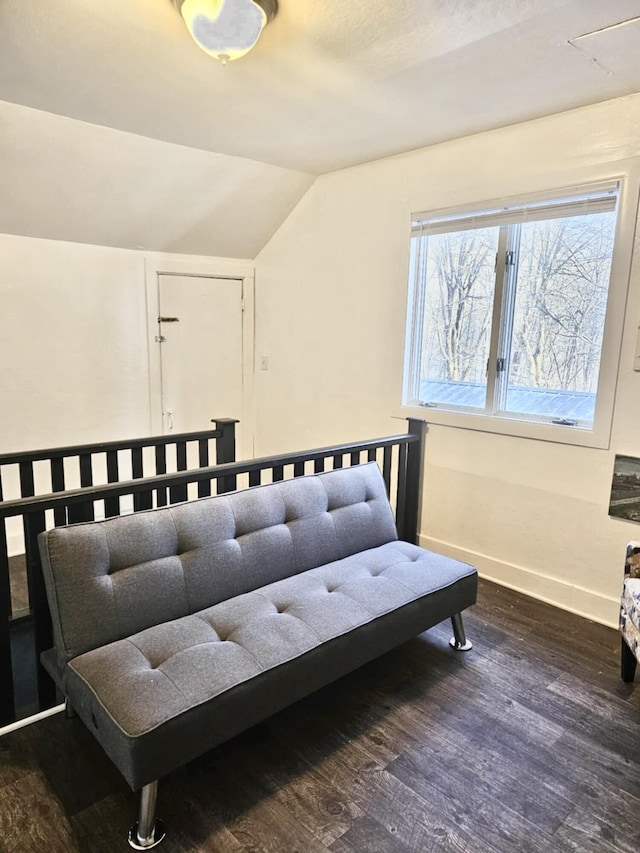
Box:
[411,181,619,236]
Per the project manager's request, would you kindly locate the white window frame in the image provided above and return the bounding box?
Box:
[399,172,639,449]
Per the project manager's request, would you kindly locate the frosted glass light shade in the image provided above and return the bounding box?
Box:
[173,0,277,63]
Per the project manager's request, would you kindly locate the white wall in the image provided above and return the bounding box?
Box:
[255,93,640,627]
[0,234,253,553]
[0,234,150,453]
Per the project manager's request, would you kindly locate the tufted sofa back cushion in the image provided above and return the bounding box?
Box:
[39,462,398,666]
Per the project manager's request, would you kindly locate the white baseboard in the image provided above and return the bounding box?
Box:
[419,534,620,630]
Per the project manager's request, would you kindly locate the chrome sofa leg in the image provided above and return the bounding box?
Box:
[128,781,166,849]
[449,612,473,651]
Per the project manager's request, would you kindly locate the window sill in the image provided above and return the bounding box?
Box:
[396,404,611,449]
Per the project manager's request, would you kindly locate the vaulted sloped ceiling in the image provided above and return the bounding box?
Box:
[0,100,313,257]
[1,0,639,257]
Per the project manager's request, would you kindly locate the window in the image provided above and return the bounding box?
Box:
[403,182,622,439]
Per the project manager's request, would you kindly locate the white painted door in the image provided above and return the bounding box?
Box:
[157,274,244,436]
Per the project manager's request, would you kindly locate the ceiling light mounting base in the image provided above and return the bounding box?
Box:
[171,0,277,23]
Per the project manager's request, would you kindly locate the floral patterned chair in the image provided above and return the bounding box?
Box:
[621,541,640,682]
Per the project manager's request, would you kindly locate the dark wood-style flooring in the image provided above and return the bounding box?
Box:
[1,579,639,853]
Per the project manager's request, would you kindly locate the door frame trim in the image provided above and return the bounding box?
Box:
[144,255,255,459]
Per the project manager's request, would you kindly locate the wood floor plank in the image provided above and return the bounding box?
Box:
[188,726,365,848]
[329,815,412,852]
[554,798,640,853]
[0,771,78,853]
[264,708,395,811]
[347,764,500,853]
[0,711,121,812]
[224,787,331,853]
[548,670,640,723]
[383,710,574,835]
[72,792,142,853]
[389,752,564,853]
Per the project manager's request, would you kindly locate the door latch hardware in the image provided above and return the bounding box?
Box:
[158,317,180,323]
[155,335,166,343]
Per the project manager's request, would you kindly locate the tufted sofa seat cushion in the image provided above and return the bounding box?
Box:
[65,539,476,789]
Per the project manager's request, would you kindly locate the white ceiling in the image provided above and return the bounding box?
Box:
[1,0,640,255]
[2,0,640,173]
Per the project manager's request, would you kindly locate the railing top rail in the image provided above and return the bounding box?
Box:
[0,432,419,519]
[0,421,239,466]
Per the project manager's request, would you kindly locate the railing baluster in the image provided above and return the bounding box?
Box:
[172,442,188,503]
[67,501,94,524]
[198,439,211,498]
[131,445,142,479]
[169,439,188,504]
[24,511,55,710]
[50,458,65,492]
[0,522,15,724]
[155,444,167,475]
[155,444,168,508]
[132,447,153,511]
[105,450,120,517]
[368,448,377,462]
[272,465,284,482]
[78,454,95,521]
[169,485,187,505]
[350,451,360,466]
[19,461,35,498]
[382,446,392,496]
[249,469,261,487]
[293,461,305,477]
[333,454,343,469]
[314,458,325,473]
[198,438,209,467]
[50,458,67,526]
[176,442,187,470]
[79,453,93,487]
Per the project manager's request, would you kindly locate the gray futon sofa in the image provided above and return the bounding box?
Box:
[38,461,477,849]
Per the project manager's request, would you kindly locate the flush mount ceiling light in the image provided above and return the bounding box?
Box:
[172,0,277,64]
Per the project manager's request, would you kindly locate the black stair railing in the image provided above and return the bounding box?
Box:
[0,419,425,727]
[0,420,238,726]
[0,418,238,510]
